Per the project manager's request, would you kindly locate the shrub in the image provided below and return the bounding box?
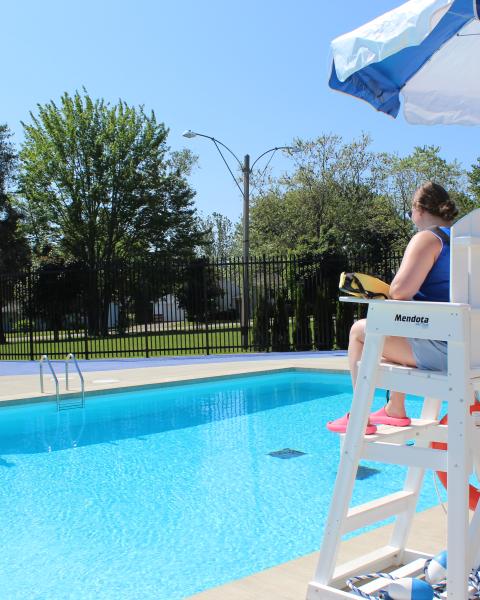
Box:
[252,294,271,351]
[335,300,355,349]
[271,291,290,352]
[294,284,312,351]
[313,286,335,350]
[13,318,30,333]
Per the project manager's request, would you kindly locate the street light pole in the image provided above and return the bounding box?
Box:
[242,154,250,349]
[182,130,297,351]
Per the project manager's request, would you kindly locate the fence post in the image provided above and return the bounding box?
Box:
[144,316,150,358]
[84,324,89,360]
[203,262,210,355]
[83,268,90,360]
[263,254,269,352]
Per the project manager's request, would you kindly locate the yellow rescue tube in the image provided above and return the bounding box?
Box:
[339,272,390,299]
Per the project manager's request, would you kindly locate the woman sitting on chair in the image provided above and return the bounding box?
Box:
[327,181,458,434]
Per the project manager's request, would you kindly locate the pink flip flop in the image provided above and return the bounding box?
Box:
[369,406,411,427]
[326,413,377,435]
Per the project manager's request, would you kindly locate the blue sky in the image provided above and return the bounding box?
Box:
[2,0,479,223]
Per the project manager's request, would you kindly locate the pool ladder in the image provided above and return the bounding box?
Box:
[39,353,85,410]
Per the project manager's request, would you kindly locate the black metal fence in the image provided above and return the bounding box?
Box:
[0,252,402,360]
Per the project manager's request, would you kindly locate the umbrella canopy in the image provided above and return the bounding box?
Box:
[329,0,480,125]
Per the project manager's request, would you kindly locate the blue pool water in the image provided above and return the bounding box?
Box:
[0,370,445,599]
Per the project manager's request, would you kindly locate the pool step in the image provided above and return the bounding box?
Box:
[62,353,85,410]
[39,353,85,410]
[58,395,85,411]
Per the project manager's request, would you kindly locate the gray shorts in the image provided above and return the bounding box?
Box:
[408,338,448,371]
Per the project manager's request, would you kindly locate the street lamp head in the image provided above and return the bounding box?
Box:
[182,130,197,139]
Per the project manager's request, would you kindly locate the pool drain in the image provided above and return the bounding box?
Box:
[268,448,306,459]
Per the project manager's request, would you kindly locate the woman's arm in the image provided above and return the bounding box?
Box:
[389,231,443,300]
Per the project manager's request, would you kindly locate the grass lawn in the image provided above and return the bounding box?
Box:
[0,318,331,359]
[0,326,249,359]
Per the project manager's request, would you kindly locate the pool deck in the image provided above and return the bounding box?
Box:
[188,505,447,600]
[0,352,349,404]
[0,352,447,598]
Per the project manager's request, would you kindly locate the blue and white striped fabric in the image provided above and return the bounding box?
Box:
[329,0,480,125]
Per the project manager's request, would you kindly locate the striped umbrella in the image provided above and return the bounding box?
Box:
[329,0,480,125]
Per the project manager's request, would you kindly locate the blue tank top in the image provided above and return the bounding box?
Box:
[413,226,450,302]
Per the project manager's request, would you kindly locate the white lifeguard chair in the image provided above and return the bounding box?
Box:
[307,210,480,599]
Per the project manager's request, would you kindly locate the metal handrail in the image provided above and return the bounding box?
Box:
[65,353,85,407]
[39,355,59,401]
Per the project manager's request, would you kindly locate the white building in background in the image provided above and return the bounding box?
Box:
[152,294,185,323]
[217,277,240,311]
[1,303,19,332]
[151,279,241,324]
[107,302,119,328]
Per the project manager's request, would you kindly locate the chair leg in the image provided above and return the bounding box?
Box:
[389,397,442,557]
[446,386,471,598]
[314,333,384,585]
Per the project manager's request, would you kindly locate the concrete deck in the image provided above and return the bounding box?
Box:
[0,355,349,404]
[188,505,447,600]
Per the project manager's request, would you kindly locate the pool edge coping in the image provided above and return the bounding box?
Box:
[0,365,350,408]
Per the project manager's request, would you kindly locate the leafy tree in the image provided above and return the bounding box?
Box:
[0,124,30,275]
[246,134,407,257]
[383,145,466,220]
[201,212,236,259]
[176,258,222,322]
[32,256,86,342]
[244,136,468,259]
[466,159,480,216]
[18,90,206,268]
[450,191,479,220]
[18,91,207,334]
[0,125,31,343]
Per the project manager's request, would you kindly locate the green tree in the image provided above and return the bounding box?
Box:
[18,91,207,334]
[18,90,205,268]
[176,258,222,323]
[245,137,468,259]
[383,145,466,219]
[32,256,86,342]
[0,124,30,275]
[466,159,480,216]
[246,134,406,257]
[201,212,236,259]
[0,125,31,344]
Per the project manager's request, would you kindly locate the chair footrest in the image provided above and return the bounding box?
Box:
[366,418,442,442]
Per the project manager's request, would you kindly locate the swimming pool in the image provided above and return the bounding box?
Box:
[0,370,444,599]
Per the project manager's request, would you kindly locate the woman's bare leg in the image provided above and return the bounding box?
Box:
[348,319,417,418]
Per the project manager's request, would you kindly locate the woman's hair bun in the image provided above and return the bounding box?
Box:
[415,181,458,221]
